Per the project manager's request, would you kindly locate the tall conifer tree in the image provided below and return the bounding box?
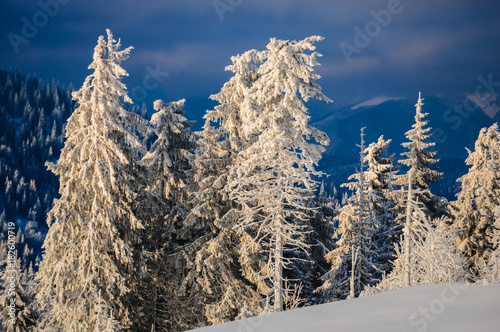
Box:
[319,128,377,300]
[228,36,330,313]
[36,30,144,331]
[396,93,446,221]
[451,123,500,275]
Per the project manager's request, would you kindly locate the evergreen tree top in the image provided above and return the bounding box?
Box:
[398,92,442,190]
[401,92,434,154]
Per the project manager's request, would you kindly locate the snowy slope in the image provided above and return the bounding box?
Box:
[191,283,500,332]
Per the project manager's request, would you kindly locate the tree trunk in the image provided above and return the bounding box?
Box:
[350,246,356,299]
[275,221,283,312]
[274,170,284,312]
[404,170,413,287]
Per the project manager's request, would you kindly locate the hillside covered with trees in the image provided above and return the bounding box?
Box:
[1,31,499,332]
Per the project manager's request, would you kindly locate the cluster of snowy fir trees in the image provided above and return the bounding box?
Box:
[1,30,500,331]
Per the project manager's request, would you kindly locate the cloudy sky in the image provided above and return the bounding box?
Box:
[1,0,499,121]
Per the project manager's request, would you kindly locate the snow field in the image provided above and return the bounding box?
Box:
[192,283,500,332]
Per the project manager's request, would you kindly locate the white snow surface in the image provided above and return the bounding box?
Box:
[192,283,500,332]
[351,96,401,110]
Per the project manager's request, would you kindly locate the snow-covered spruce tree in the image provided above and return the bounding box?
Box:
[364,172,466,295]
[364,136,399,280]
[364,200,467,296]
[0,257,38,331]
[450,123,500,276]
[183,49,263,235]
[396,92,447,221]
[318,128,377,300]
[411,215,467,285]
[36,30,146,331]
[173,50,264,329]
[139,98,195,331]
[227,36,331,313]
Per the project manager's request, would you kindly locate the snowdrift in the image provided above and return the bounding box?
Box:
[192,283,500,332]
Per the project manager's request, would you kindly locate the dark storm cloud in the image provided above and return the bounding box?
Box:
[1,0,499,113]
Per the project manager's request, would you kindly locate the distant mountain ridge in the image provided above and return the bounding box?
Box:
[312,95,499,200]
